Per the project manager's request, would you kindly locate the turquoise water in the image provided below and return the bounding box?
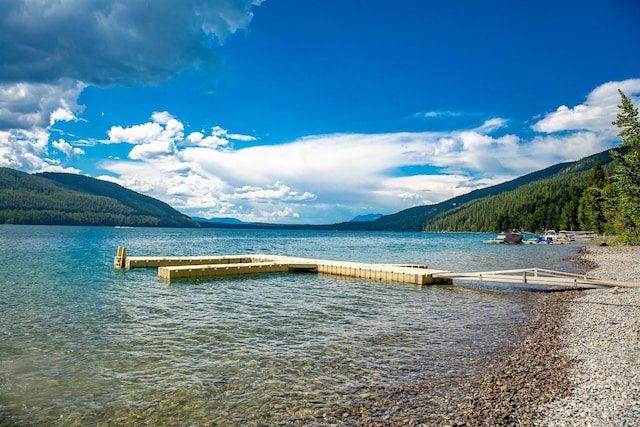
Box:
[0,226,584,425]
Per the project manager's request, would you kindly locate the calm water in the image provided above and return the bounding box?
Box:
[0,226,584,425]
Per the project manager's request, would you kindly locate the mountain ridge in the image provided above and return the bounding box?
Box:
[0,147,621,230]
[0,168,198,227]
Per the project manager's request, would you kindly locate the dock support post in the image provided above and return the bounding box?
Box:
[114,246,127,269]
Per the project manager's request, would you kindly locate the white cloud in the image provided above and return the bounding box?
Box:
[0,129,49,170]
[108,122,166,145]
[419,110,462,119]
[52,139,85,157]
[128,140,177,160]
[49,106,78,126]
[97,78,634,224]
[229,183,316,202]
[227,133,257,142]
[0,80,86,131]
[105,113,253,161]
[184,131,229,149]
[532,78,640,133]
[0,1,263,86]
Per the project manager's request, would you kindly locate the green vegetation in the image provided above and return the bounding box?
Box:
[608,90,640,244]
[366,91,639,239]
[2,92,638,235]
[0,169,198,227]
[421,152,618,233]
[323,149,619,233]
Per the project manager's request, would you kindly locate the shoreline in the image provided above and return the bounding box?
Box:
[317,245,640,426]
[454,245,640,426]
[535,245,640,426]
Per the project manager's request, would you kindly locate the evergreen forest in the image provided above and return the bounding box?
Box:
[1,92,638,241]
[0,169,199,227]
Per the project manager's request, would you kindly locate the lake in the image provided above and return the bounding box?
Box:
[0,225,584,425]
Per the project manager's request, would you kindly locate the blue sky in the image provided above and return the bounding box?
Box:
[1,0,639,224]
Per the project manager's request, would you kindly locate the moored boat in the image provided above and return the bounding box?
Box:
[483,231,523,244]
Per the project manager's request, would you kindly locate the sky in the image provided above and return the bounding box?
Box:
[1,0,640,225]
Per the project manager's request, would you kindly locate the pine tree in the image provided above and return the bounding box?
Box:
[578,161,607,234]
[610,90,640,244]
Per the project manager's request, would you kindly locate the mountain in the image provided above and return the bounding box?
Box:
[328,148,623,232]
[0,168,198,227]
[0,147,621,230]
[193,217,247,224]
[350,213,383,222]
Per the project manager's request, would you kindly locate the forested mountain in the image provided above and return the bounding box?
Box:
[331,148,624,232]
[0,148,626,232]
[0,168,198,227]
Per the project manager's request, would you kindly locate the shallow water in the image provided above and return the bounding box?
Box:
[0,226,584,425]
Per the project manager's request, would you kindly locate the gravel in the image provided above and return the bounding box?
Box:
[283,245,640,426]
[535,245,640,426]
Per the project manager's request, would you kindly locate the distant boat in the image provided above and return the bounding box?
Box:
[483,231,523,244]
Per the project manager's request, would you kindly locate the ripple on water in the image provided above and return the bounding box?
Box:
[1,227,571,425]
[1,272,540,426]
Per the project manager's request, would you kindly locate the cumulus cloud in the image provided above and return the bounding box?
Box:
[0,0,263,86]
[0,79,86,131]
[532,78,640,133]
[96,79,635,224]
[52,139,85,157]
[0,128,49,170]
[49,106,79,127]
[0,1,262,173]
[105,112,254,162]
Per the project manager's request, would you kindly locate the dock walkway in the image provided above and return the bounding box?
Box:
[114,247,452,285]
[114,247,639,289]
[433,267,640,289]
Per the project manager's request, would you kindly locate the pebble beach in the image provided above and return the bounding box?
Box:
[319,245,640,426]
[458,245,640,427]
[536,245,640,426]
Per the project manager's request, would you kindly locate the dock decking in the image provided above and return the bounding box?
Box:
[114,247,453,285]
[432,268,640,289]
[114,247,639,289]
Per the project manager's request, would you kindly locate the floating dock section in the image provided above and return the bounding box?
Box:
[114,247,453,285]
[114,247,640,289]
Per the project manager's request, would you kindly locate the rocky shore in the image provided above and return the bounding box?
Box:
[456,245,640,427]
[291,245,640,426]
[535,245,640,426]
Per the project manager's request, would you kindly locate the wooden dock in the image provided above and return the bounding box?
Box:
[114,247,639,289]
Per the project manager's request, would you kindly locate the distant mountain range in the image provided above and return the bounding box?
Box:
[0,168,198,227]
[350,213,384,222]
[332,148,621,232]
[194,213,385,225]
[192,217,247,225]
[0,148,622,230]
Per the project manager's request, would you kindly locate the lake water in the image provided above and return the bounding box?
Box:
[0,225,584,425]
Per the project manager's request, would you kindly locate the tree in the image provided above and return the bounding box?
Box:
[578,161,607,234]
[610,90,640,244]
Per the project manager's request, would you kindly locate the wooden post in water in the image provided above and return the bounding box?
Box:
[114,246,127,269]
